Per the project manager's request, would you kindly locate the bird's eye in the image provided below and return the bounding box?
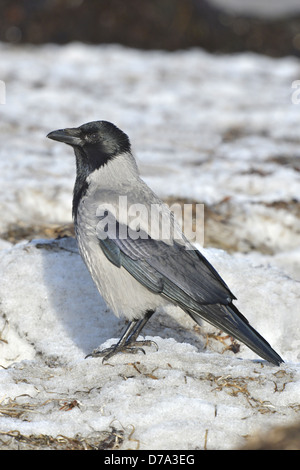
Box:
[85,133,97,140]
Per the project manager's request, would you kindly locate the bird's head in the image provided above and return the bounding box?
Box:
[47,120,131,170]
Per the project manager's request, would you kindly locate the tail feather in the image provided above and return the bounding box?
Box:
[186,303,283,366]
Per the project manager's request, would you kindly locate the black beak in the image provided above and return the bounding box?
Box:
[47,127,83,146]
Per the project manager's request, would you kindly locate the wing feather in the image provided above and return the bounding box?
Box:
[97,214,234,306]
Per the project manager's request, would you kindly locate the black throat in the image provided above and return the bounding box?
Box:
[72,144,116,221]
[72,177,89,222]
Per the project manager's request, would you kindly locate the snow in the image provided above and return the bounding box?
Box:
[0,42,299,450]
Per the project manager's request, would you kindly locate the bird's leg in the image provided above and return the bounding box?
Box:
[124,309,158,350]
[86,310,157,362]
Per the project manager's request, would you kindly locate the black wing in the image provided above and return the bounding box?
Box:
[97,216,235,308]
[96,214,283,366]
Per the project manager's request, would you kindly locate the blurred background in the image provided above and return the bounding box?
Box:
[2,0,300,57]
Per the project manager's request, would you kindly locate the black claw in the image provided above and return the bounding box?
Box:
[85,338,158,362]
[130,339,158,351]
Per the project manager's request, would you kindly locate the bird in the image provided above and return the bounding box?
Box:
[47,120,283,366]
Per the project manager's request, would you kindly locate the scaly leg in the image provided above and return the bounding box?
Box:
[86,310,157,362]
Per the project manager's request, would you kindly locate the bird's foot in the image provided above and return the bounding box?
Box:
[86,339,158,363]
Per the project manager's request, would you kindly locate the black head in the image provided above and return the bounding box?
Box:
[47,120,131,171]
[47,120,131,219]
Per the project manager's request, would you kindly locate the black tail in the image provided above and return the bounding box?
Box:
[186,303,283,366]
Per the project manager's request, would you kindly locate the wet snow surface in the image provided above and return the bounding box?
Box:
[0,43,299,449]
